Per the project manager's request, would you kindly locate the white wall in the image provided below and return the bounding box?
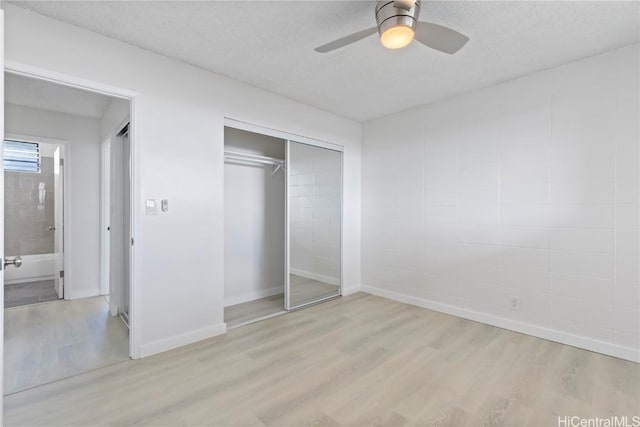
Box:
[224,128,285,307]
[2,4,362,357]
[361,45,640,362]
[5,103,103,300]
[290,143,342,284]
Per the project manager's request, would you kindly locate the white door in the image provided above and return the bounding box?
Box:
[1,6,6,412]
[109,135,124,317]
[108,126,131,324]
[53,146,64,298]
[100,140,110,296]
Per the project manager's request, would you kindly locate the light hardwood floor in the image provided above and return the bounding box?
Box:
[225,294,285,328]
[4,296,129,395]
[289,274,339,307]
[224,274,339,327]
[5,293,639,426]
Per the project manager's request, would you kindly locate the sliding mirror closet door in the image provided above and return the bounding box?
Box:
[287,140,342,309]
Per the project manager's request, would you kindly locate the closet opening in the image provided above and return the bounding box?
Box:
[223,122,343,329]
[224,128,287,328]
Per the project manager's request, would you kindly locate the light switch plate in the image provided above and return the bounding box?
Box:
[146,199,157,215]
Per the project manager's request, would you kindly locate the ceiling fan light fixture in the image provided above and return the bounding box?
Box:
[313,0,469,55]
[375,0,420,50]
[380,25,415,49]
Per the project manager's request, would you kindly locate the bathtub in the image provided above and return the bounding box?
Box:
[4,253,56,285]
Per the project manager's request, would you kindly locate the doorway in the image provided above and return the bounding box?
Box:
[2,71,134,395]
[3,138,65,308]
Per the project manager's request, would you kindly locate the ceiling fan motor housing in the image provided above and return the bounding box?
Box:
[375,0,422,36]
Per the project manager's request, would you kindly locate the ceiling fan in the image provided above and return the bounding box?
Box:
[315,0,468,54]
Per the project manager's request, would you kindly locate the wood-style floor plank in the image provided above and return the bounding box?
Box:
[4,296,129,395]
[5,293,639,426]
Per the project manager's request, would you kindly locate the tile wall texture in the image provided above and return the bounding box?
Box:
[290,142,342,282]
[362,45,639,353]
[4,156,55,256]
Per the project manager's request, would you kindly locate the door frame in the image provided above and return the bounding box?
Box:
[105,119,132,320]
[4,133,68,297]
[4,61,141,359]
[1,14,6,417]
[101,116,130,306]
[100,137,111,297]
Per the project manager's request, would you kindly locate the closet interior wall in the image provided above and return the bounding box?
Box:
[223,128,286,311]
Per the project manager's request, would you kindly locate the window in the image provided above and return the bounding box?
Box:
[3,140,40,173]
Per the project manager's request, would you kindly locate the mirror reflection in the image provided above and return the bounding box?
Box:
[288,142,342,308]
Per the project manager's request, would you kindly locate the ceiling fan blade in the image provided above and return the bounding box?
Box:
[314,27,378,53]
[414,21,469,54]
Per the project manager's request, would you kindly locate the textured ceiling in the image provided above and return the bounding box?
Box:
[5,72,114,119]
[10,1,639,121]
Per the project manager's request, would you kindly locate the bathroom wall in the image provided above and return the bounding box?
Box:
[361,44,640,362]
[4,155,55,256]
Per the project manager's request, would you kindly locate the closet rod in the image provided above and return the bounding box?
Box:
[224,150,284,165]
[224,150,285,175]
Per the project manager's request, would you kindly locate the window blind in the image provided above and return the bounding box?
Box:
[3,140,40,173]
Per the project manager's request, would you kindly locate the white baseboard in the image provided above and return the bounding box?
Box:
[225,285,283,307]
[69,288,101,300]
[139,323,227,358]
[342,284,361,296]
[361,284,640,363]
[290,268,340,286]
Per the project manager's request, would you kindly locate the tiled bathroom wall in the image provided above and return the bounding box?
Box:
[362,45,639,358]
[4,156,55,256]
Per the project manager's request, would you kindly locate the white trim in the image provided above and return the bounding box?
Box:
[342,284,361,296]
[5,62,137,100]
[1,11,6,421]
[128,95,140,359]
[68,288,101,300]
[361,284,640,363]
[340,149,344,298]
[284,140,291,310]
[100,138,111,296]
[4,62,141,360]
[224,118,344,152]
[139,323,227,358]
[290,268,341,287]
[224,285,284,307]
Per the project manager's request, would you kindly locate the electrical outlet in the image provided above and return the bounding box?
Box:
[511,296,520,311]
